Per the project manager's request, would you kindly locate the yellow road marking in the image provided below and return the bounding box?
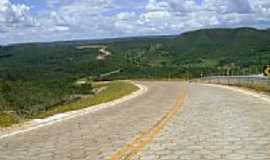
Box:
[111,91,188,160]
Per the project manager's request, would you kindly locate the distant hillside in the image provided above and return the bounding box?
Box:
[107,27,270,78]
[0,27,270,117]
[1,27,270,79]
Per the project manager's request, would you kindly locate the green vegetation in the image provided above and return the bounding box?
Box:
[0,27,270,126]
[0,112,19,127]
[0,81,138,127]
[37,81,138,118]
[108,28,270,79]
[235,83,270,93]
[250,84,270,93]
[0,44,103,118]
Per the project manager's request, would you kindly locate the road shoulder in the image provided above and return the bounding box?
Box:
[0,81,147,139]
[200,83,270,103]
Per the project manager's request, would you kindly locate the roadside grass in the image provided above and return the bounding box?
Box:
[35,81,138,119]
[0,81,138,127]
[236,83,270,94]
[0,112,19,127]
[205,81,270,94]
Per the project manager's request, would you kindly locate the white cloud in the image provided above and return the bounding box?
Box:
[250,0,270,14]
[203,0,252,14]
[0,0,43,45]
[146,0,170,12]
[135,0,270,34]
[0,0,29,23]
[0,0,38,29]
[116,12,136,20]
[1,0,270,44]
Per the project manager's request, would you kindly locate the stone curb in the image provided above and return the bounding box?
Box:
[201,83,270,103]
[0,82,148,139]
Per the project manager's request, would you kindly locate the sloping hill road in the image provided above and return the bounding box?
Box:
[1,81,270,160]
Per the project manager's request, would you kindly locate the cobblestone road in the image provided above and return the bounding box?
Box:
[135,83,270,160]
[1,82,270,160]
[0,81,185,160]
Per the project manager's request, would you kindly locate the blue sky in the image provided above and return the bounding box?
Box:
[1,0,270,44]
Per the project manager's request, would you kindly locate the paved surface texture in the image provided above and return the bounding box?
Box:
[0,81,185,160]
[1,81,270,160]
[135,83,270,160]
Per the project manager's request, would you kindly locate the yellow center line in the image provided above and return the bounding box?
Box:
[111,90,188,160]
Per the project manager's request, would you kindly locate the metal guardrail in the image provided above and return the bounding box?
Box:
[197,76,270,91]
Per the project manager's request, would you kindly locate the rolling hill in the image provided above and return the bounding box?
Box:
[0,27,270,117]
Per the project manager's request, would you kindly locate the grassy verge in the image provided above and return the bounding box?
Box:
[0,81,138,127]
[235,83,270,94]
[0,112,19,127]
[36,81,138,119]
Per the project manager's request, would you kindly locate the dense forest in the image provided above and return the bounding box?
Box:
[0,27,270,118]
[109,28,270,79]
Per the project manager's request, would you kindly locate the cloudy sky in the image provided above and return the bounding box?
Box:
[1,0,270,44]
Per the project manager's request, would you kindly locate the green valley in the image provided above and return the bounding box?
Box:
[0,27,270,125]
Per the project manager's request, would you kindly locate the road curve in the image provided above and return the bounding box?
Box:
[1,81,270,160]
[0,81,186,160]
[135,83,270,160]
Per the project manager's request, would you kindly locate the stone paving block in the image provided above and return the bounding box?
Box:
[0,82,185,160]
[136,83,270,160]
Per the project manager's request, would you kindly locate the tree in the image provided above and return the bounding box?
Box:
[0,81,13,110]
[76,83,93,95]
